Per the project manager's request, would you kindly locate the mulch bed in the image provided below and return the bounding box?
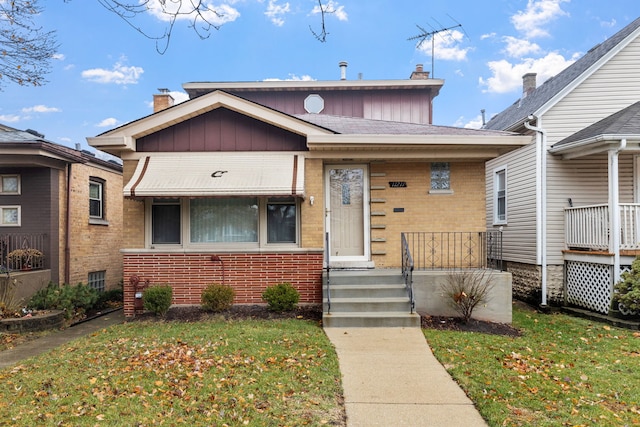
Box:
[128,304,521,337]
[128,304,324,323]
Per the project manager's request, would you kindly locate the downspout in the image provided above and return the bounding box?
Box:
[609,139,627,287]
[524,115,548,307]
[65,163,72,284]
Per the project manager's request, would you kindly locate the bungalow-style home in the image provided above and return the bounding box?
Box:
[0,125,123,303]
[88,64,529,324]
[484,17,640,315]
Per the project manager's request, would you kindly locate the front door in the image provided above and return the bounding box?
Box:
[325,165,370,266]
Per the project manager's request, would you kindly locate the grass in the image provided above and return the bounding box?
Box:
[424,306,640,427]
[0,318,344,426]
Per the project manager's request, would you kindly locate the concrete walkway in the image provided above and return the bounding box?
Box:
[324,327,488,427]
[0,309,125,369]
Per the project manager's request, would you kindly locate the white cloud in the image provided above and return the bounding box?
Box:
[601,18,617,28]
[265,0,290,26]
[97,118,118,128]
[52,53,65,61]
[417,30,470,61]
[311,0,347,21]
[511,0,569,38]
[264,74,316,81]
[481,33,496,40]
[479,51,576,94]
[82,60,144,85]
[21,105,61,114]
[502,36,542,58]
[145,0,240,27]
[0,114,20,123]
[453,115,484,129]
[169,91,190,104]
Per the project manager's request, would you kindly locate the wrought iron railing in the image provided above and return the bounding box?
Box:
[401,233,415,313]
[402,231,503,271]
[0,233,47,272]
[324,232,331,314]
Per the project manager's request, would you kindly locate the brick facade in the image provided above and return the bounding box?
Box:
[370,161,487,267]
[60,163,123,289]
[123,252,323,317]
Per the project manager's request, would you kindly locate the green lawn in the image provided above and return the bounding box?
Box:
[424,306,640,427]
[0,318,344,426]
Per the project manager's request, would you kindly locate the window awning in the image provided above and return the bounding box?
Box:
[124,153,305,198]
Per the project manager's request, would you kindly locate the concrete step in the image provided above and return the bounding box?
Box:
[324,270,404,286]
[324,297,411,313]
[324,283,407,299]
[323,311,421,328]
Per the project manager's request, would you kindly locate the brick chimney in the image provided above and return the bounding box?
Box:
[522,73,537,98]
[153,88,174,113]
[410,64,430,80]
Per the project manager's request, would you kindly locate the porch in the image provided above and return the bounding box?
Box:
[564,204,640,315]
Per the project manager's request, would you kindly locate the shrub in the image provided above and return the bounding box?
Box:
[28,282,99,319]
[440,269,494,323]
[94,287,124,310]
[613,258,640,314]
[143,285,173,316]
[201,283,235,312]
[262,282,299,312]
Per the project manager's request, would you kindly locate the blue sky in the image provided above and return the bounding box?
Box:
[1,0,638,156]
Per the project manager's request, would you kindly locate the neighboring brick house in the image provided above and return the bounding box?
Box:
[88,64,529,318]
[0,126,123,300]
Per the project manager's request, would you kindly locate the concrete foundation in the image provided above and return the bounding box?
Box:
[412,270,512,324]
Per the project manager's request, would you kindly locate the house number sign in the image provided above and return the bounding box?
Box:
[389,181,407,188]
[211,170,228,178]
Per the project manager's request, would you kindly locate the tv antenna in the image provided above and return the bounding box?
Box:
[408,16,467,77]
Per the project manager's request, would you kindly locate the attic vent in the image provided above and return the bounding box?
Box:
[304,94,324,114]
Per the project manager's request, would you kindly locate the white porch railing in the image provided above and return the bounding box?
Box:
[565,204,640,251]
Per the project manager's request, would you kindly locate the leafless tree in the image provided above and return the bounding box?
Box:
[0,0,58,88]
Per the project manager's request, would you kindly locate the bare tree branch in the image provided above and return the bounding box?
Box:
[0,0,58,89]
[310,0,331,42]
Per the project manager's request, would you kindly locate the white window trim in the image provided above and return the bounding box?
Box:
[89,179,105,221]
[0,205,21,227]
[145,197,301,249]
[493,166,507,225]
[0,174,21,195]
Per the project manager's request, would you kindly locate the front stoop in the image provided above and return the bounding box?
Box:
[323,270,420,328]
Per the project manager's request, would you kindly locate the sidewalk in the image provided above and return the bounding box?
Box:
[324,327,488,427]
[0,309,125,369]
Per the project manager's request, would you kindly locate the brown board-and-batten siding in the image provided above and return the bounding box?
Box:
[231,89,433,125]
[136,108,309,152]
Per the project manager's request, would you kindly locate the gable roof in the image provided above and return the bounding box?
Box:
[88,90,334,155]
[549,101,640,158]
[485,17,640,131]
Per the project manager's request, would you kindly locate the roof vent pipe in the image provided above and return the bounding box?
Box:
[339,61,348,80]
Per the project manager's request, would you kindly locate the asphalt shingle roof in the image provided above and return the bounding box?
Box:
[294,113,518,137]
[484,17,640,131]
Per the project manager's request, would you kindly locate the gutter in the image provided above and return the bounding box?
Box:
[524,115,548,307]
[65,164,72,284]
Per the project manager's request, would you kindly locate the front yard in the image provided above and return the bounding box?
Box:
[425,306,640,426]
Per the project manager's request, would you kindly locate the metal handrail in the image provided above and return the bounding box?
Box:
[401,232,415,313]
[325,232,331,314]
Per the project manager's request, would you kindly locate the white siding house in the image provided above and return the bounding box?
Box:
[485,16,640,315]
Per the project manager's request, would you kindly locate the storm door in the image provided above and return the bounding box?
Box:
[325,165,370,264]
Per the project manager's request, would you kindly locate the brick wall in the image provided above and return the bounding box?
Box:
[370,161,486,267]
[122,160,145,249]
[301,158,325,249]
[63,163,123,289]
[122,251,323,317]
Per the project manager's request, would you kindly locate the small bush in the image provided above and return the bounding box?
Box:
[613,257,640,314]
[440,269,494,323]
[201,283,235,312]
[94,287,124,310]
[262,282,299,312]
[28,282,99,319]
[143,285,173,316]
